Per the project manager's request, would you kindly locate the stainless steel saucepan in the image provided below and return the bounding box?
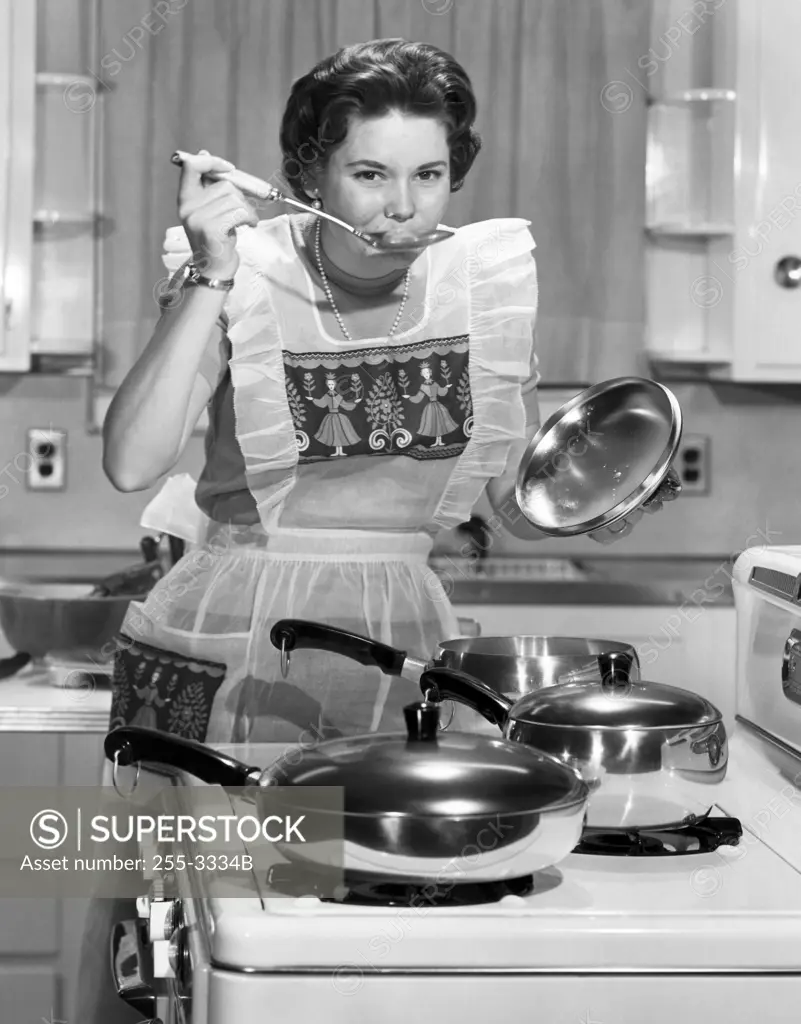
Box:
[270,619,640,699]
[418,665,728,830]
[104,702,589,883]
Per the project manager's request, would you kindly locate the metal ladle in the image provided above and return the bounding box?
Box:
[170,151,454,253]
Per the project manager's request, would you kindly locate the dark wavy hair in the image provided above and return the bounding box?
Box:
[279,38,481,200]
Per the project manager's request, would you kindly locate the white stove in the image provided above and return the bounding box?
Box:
[125,546,801,1024]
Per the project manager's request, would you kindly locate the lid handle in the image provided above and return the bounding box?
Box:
[598,650,635,698]
[403,700,440,742]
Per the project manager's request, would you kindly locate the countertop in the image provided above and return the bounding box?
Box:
[0,549,737,606]
[0,552,736,732]
[0,663,112,732]
[434,556,736,607]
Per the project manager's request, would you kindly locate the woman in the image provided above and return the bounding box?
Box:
[77,38,673,1022]
[103,37,672,746]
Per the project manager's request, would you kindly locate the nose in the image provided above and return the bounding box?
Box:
[385,183,415,223]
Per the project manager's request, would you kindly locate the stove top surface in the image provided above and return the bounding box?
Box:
[160,727,801,973]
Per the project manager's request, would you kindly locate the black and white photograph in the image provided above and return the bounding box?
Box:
[1,0,800,1021]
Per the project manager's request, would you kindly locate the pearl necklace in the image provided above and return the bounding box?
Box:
[313,218,411,342]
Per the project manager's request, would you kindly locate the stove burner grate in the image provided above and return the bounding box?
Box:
[266,865,536,906]
[573,812,743,857]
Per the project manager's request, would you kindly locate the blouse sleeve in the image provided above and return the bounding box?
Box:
[161,225,230,391]
[521,328,541,431]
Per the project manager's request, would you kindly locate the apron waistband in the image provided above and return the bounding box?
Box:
[202,524,435,562]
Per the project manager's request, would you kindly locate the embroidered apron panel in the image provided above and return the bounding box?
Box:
[283,336,473,463]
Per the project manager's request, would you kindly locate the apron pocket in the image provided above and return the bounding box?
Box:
[108,633,227,743]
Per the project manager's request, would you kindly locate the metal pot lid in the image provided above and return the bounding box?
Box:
[515,377,682,537]
[512,681,722,730]
[264,702,587,818]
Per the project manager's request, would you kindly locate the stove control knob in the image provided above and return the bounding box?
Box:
[168,928,192,990]
[164,899,183,937]
[149,899,180,941]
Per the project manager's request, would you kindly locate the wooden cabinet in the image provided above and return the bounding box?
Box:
[0,968,59,1023]
[0,731,108,1024]
[457,603,737,730]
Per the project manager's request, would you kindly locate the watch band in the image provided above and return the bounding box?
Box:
[183,261,235,292]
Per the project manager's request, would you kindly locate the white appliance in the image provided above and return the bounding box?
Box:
[117,546,801,1023]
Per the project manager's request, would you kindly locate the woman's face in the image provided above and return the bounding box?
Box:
[312,110,452,274]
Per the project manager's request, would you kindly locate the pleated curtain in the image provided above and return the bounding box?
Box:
[96,0,652,388]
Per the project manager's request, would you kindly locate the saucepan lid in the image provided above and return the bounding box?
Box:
[265,702,589,818]
[510,681,723,731]
[515,376,682,536]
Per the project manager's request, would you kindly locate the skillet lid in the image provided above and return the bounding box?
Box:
[512,681,722,730]
[263,701,588,817]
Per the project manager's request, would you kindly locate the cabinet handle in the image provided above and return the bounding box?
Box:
[774,256,801,288]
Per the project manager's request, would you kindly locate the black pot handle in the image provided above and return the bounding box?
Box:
[270,619,408,676]
[105,726,258,787]
[420,667,514,729]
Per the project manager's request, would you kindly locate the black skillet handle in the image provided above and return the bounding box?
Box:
[105,726,259,787]
[420,667,514,729]
[0,651,32,680]
[270,619,408,676]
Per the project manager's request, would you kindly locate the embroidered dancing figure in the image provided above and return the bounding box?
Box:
[404,360,458,448]
[311,371,362,457]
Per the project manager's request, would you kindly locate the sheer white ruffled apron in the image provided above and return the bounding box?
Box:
[123,214,539,745]
[121,522,488,743]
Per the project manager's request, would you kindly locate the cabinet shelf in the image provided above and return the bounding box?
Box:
[647,350,731,365]
[26,352,96,376]
[646,223,734,237]
[35,72,110,91]
[33,211,113,239]
[647,89,736,105]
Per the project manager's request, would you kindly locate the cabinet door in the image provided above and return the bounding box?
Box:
[734,0,801,380]
[0,966,58,1021]
[0,0,35,370]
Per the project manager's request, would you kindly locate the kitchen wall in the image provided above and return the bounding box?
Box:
[7,0,799,562]
[2,373,801,560]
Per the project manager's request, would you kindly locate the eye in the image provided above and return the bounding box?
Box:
[417,170,444,182]
[354,170,383,182]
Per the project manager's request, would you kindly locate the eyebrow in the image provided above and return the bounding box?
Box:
[345,159,448,170]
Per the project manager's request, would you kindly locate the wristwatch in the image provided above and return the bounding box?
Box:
[183,260,235,292]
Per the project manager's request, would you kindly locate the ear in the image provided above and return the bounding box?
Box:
[301,166,322,201]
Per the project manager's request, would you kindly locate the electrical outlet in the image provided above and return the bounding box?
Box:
[675,433,709,495]
[26,428,66,491]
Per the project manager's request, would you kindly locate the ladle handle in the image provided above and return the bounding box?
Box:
[170,151,381,247]
[213,169,379,244]
[420,667,514,728]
